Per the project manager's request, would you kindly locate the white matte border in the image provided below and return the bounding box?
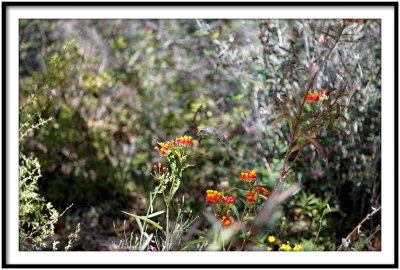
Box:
[4,4,395,266]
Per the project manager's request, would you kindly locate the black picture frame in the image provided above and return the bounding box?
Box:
[2,1,398,268]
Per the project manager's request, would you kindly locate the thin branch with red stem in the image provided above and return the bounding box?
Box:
[240,23,347,251]
[337,206,381,251]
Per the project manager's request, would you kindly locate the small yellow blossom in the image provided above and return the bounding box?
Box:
[281,243,292,251]
[268,235,275,243]
[267,247,272,251]
[293,244,302,251]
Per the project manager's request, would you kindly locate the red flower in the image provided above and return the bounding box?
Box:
[221,215,233,227]
[162,167,166,171]
[153,165,157,170]
[154,146,159,151]
[246,190,257,203]
[205,190,222,203]
[224,196,235,204]
[240,170,257,181]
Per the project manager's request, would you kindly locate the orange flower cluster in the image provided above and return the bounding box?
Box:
[306,88,329,102]
[246,190,257,203]
[154,135,196,156]
[246,187,270,203]
[215,210,234,227]
[221,215,233,227]
[205,190,222,203]
[240,170,257,181]
[255,186,269,197]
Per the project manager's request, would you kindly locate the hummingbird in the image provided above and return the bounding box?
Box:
[198,126,230,146]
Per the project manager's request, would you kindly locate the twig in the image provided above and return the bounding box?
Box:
[27,203,74,239]
[271,23,345,196]
[284,146,304,175]
[337,206,381,251]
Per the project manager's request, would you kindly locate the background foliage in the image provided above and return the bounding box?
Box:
[19,19,381,251]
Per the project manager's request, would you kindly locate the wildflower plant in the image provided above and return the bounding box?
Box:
[205,190,235,227]
[123,135,198,251]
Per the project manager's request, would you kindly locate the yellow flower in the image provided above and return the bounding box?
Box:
[293,244,302,251]
[268,235,275,243]
[267,247,272,251]
[281,243,292,251]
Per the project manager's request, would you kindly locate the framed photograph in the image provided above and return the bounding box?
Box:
[2,1,398,268]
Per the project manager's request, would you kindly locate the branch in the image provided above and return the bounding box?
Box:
[27,203,74,239]
[271,24,345,196]
[337,206,381,251]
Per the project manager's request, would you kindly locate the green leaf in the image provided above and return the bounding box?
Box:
[230,204,240,221]
[332,126,351,141]
[327,114,335,130]
[140,233,153,251]
[180,237,207,250]
[149,192,153,213]
[322,194,332,207]
[194,230,207,238]
[147,210,165,219]
[335,104,341,119]
[122,211,164,232]
[243,216,255,222]
[170,177,181,203]
[272,114,293,127]
[281,96,298,112]
[296,121,319,139]
[135,217,143,233]
[290,139,310,154]
[258,194,269,201]
[300,134,327,161]
[271,93,289,115]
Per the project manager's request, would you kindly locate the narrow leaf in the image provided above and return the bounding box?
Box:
[258,194,269,201]
[281,96,298,112]
[147,210,165,219]
[271,93,289,115]
[272,114,292,127]
[230,204,240,221]
[194,230,207,238]
[290,139,310,154]
[180,237,207,250]
[301,134,327,161]
[296,121,319,139]
[327,114,335,130]
[335,104,341,119]
[332,126,351,141]
[170,177,181,202]
[122,211,164,232]
[140,233,153,251]
[243,216,255,222]
[135,217,143,234]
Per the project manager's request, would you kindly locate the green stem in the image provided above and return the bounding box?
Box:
[313,214,324,246]
[165,203,170,251]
